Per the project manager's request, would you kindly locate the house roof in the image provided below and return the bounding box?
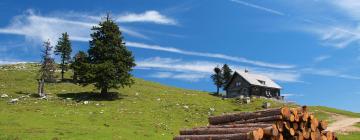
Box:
[225,71,282,89]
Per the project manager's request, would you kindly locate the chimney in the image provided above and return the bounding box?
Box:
[244,69,249,73]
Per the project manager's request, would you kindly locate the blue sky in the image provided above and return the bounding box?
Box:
[1,0,360,112]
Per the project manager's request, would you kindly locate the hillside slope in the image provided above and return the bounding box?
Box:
[0,63,359,140]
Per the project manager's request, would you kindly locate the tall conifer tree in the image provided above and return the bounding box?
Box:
[211,66,223,95]
[222,64,233,87]
[74,15,136,94]
[55,32,72,81]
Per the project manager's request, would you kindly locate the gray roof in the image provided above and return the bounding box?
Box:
[234,71,282,89]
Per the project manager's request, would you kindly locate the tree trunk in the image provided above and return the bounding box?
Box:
[101,87,108,94]
[216,86,219,95]
[37,79,42,97]
[38,79,45,97]
[61,59,65,81]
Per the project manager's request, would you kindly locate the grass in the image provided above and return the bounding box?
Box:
[309,106,360,118]
[0,64,289,140]
[0,63,359,139]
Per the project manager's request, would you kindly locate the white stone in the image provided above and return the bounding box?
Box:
[9,98,19,103]
[210,108,215,112]
[135,92,139,96]
[157,98,161,101]
[183,105,189,109]
[83,101,89,104]
[1,94,8,98]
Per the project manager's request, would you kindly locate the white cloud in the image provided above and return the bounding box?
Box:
[127,42,295,69]
[230,0,285,16]
[149,71,208,82]
[136,57,301,82]
[282,93,304,97]
[305,25,360,48]
[301,68,360,80]
[0,10,177,45]
[116,10,177,25]
[300,1,360,48]
[314,55,331,62]
[0,60,32,65]
[330,0,360,19]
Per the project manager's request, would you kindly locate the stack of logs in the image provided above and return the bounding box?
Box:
[174,106,338,140]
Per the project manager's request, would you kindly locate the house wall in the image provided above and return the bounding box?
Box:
[226,74,281,98]
[250,86,280,97]
[225,75,251,98]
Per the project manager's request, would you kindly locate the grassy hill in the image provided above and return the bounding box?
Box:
[0,63,359,140]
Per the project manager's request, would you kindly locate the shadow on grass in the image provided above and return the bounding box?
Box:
[15,91,40,98]
[56,78,75,83]
[57,92,126,101]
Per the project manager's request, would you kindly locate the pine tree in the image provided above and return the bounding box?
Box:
[211,66,223,95]
[75,14,136,94]
[71,51,88,83]
[38,40,56,97]
[55,32,72,81]
[222,64,233,87]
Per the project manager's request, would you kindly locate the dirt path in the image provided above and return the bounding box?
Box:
[326,113,360,133]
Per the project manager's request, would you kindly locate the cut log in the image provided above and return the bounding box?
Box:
[296,131,304,140]
[276,133,283,140]
[310,129,321,140]
[179,127,262,135]
[276,121,283,132]
[319,120,328,130]
[322,131,333,140]
[300,112,309,121]
[321,135,328,140]
[289,128,295,136]
[284,122,291,130]
[173,132,258,140]
[299,122,306,131]
[205,123,272,128]
[231,115,283,124]
[303,128,311,139]
[208,107,290,125]
[310,118,319,131]
[293,122,299,130]
[263,125,279,136]
[289,114,295,122]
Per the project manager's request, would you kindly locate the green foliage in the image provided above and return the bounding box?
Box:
[39,40,56,82]
[74,15,136,94]
[55,32,72,80]
[1,64,360,139]
[221,64,233,87]
[71,51,89,83]
[0,64,292,139]
[211,66,223,95]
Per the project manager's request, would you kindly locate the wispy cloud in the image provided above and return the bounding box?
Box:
[127,42,295,69]
[304,25,360,48]
[230,0,285,16]
[149,72,208,82]
[0,60,32,65]
[314,55,331,62]
[301,68,360,80]
[116,10,177,25]
[136,57,301,82]
[282,93,304,98]
[0,10,177,45]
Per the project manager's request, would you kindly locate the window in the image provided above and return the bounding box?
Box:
[235,82,241,86]
[257,80,266,85]
[265,90,271,97]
